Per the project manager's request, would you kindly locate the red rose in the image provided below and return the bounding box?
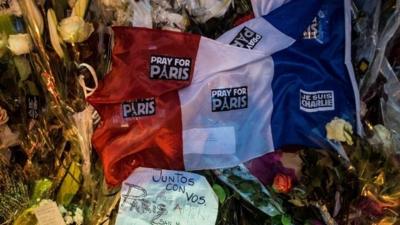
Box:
[272,173,293,193]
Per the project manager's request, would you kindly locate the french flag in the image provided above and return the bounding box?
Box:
[87,0,351,186]
[218,0,360,150]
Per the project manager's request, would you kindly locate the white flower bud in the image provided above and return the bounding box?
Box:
[326,117,353,145]
[8,33,33,55]
[58,16,94,43]
[186,0,232,23]
[64,215,74,225]
[369,124,392,149]
[73,208,83,225]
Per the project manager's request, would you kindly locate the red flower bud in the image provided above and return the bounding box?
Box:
[272,173,293,193]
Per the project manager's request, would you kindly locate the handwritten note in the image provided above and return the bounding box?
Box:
[35,201,66,225]
[115,167,218,225]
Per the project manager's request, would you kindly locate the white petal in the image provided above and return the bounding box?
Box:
[47,9,64,58]
[8,33,33,55]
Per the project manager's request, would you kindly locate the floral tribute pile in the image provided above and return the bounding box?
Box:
[0,0,399,225]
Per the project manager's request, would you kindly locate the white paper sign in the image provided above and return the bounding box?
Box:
[34,201,66,225]
[115,167,218,225]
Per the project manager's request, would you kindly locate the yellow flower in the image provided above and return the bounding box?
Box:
[7,33,33,55]
[325,117,353,145]
[58,16,94,43]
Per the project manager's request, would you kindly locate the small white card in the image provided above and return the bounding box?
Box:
[115,167,218,225]
[183,126,236,155]
[35,201,66,225]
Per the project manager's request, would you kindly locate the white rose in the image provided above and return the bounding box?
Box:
[369,125,392,149]
[58,16,94,43]
[7,33,33,55]
[186,0,232,23]
[73,208,83,225]
[64,215,74,225]
[325,117,353,145]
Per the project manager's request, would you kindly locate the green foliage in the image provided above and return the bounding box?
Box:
[31,179,53,204]
[213,184,227,204]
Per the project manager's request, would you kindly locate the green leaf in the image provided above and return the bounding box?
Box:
[56,161,82,206]
[281,214,292,225]
[222,185,231,197]
[31,179,53,203]
[0,14,16,34]
[213,184,226,204]
[14,56,32,82]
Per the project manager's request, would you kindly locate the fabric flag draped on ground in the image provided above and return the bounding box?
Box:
[218,0,361,150]
[88,0,319,186]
